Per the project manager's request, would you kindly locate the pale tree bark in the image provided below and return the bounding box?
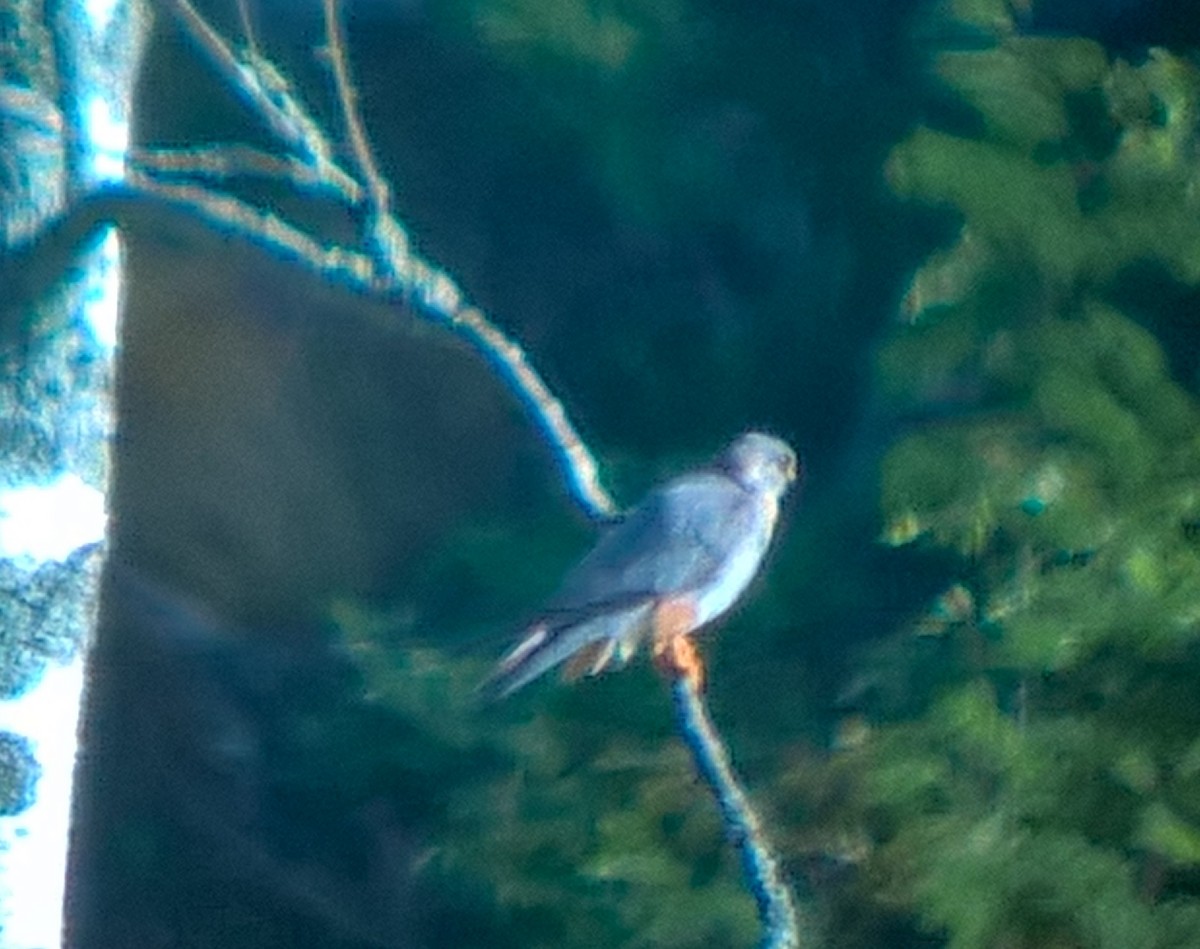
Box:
[0,1,147,946]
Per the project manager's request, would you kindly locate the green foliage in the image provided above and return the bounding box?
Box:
[889,34,1200,284]
[784,4,1200,947]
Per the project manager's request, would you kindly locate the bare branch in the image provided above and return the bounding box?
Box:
[321,0,391,220]
[672,675,804,948]
[127,171,376,287]
[123,162,616,518]
[159,0,347,189]
[151,0,616,519]
[234,0,260,57]
[132,144,363,204]
[451,307,615,519]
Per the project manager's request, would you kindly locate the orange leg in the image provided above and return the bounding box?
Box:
[651,597,706,690]
[656,634,706,691]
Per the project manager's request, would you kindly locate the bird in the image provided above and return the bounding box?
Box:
[482,432,799,698]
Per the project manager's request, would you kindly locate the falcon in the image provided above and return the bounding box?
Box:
[484,432,798,697]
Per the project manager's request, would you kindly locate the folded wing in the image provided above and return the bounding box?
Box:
[480,599,655,698]
[483,471,757,697]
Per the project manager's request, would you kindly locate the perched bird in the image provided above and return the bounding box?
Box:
[483,432,799,698]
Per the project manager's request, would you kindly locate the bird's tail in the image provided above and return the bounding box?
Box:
[480,601,653,700]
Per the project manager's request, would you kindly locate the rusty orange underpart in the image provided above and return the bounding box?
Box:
[561,637,616,682]
[651,596,698,645]
[651,596,706,691]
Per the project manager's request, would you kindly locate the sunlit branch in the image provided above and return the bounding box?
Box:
[451,306,614,518]
[234,0,260,57]
[127,172,376,286]
[321,0,392,225]
[132,144,362,203]
[159,0,344,183]
[154,0,617,521]
[672,674,802,949]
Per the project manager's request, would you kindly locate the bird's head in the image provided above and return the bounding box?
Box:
[717,432,799,497]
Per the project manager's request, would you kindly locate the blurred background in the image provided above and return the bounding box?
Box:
[67,0,1200,945]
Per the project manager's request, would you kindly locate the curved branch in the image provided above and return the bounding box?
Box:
[451,306,614,520]
[321,0,391,221]
[159,0,347,187]
[122,165,619,518]
[153,0,616,520]
[126,173,376,286]
[131,144,362,204]
[671,674,803,949]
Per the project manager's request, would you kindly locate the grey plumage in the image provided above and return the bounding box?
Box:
[482,432,797,698]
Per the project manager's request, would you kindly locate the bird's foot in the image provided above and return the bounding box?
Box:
[654,635,706,692]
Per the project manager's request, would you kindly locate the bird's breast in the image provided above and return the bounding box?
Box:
[692,495,777,626]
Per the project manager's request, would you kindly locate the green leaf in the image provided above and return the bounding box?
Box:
[1138,801,1200,867]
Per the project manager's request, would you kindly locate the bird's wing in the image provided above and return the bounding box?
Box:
[480,473,758,698]
[544,471,756,614]
[480,599,657,698]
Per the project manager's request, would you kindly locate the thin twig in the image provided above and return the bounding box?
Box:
[450,306,615,518]
[160,0,348,190]
[159,0,288,138]
[127,172,376,287]
[320,0,411,285]
[321,0,391,218]
[132,144,363,204]
[323,0,616,514]
[235,0,260,57]
[153,0,617,520]
[671,675,802,949]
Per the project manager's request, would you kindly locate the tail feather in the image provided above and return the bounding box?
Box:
[561,637,617,683]
[481,601,653,699]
